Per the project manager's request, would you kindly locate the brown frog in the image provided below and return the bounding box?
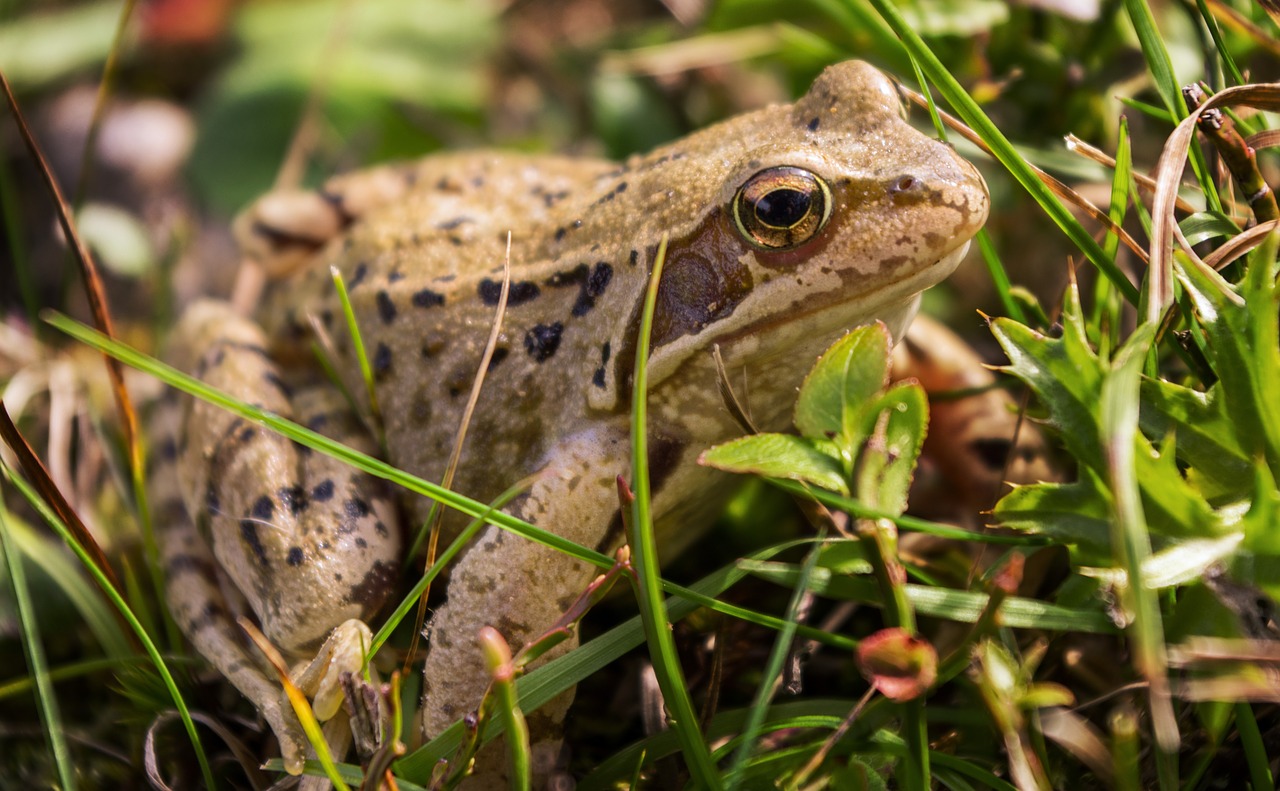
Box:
[153,60,988,777]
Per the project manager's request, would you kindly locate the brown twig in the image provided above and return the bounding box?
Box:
[0,69,141,478]
[1183,83,1278,224]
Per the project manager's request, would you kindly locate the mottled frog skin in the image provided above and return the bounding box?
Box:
[153,61,988,777]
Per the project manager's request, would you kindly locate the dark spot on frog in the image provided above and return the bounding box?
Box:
[592,342,611,388]
[554,227,567,243]
[410,388,433,426]
[376,291,397,324]
[388,268,405,283]
[350,262,369,288]
[188,601,230,633]
[157,436,179,462]
[436,176,463,193]
[263,371,292,398]
[629,249,639,267]
[437,216,472,231]
[413,288,445,309]
[524,322,563,362]
[306,413,329,432]
[239,520,270,567]
[251,495,274,522]
[421,337,445,358]
[478,279,540,306]
[375,521,389,538]
[286,547,304,566]
[355,537,367,548]
[345,498,371,519]
[373,342,393,378]
[279,485,309,515]
[167,553,217,579]
[647,433,684,498]
[344,560,396,610]
[487,346,509,371]
[592,181,629,206]
[310,479,335,502]
[807,116,820,132]
[238,426,257,443]
[545,261,613,316]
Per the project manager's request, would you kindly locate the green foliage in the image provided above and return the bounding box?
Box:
[991,254,1280,622]
[703,323,926,516]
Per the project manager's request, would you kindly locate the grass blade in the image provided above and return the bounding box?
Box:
[0,493,77,790]
[628,234,721,787]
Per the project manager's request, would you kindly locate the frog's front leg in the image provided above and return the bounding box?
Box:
[158,300,401,772]
[421,424,639,774]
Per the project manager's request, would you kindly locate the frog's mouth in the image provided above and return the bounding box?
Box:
[718,240,970,352]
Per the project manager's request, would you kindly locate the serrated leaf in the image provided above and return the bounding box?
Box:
[992,476,1114,561]
[1178,260,1280,483]
[794,323,891,448]
[992,281,1217,540]
[1239,463,1280,556]
[854,382,928,518]
[1139,378,1250,500]
[990,287,1106,474]
[699,433,848,495]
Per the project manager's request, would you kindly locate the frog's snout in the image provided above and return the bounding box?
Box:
[884,152,989,240]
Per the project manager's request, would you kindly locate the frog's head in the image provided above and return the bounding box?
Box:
[603,60,988,408]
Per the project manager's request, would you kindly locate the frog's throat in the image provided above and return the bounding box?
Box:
[647,240,970,387]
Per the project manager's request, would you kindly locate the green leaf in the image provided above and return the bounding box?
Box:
[1177,258,1280,484]
[742,560,1119,633]
[794,323,891,448]
[1179,211,1243,247]
[1139,378,1250,500]
[699,434,848,495]
[991,281,1217,541]
[992,477,1114,561]
[990,287,1106,474]
[854,382,928,518]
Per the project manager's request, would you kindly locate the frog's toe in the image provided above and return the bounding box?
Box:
[260,695,309,775]
[292,618,376,721]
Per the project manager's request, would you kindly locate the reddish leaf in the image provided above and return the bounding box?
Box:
[856,628,938,702]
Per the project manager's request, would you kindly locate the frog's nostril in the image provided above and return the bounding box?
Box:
[890,175,919,194]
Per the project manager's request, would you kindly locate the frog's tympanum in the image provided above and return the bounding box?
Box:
[153,61,988,777]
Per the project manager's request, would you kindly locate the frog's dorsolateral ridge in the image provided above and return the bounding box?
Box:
[153,60,989,780]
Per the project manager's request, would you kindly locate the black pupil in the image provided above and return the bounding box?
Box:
[755,188,812,228]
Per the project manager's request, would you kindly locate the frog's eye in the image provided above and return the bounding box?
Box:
[732,166,832,251]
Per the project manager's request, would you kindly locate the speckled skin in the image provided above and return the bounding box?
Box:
[156,61,988,779]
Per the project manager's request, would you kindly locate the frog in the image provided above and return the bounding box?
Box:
[151,60,989,780]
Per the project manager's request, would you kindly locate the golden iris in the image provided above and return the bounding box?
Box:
[732,166,832,250]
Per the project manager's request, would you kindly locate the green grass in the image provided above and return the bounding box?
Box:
[3,0,1280,787]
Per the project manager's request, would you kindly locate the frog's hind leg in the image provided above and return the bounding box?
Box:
[151,391,311,771]
[155,299,401,773]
